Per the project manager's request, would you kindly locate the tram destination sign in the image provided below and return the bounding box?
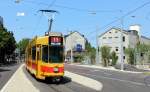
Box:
[49,36,63,45]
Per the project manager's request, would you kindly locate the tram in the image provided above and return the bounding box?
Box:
[25,32,64,81]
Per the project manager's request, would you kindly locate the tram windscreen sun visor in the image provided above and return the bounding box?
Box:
[49,37,63,45]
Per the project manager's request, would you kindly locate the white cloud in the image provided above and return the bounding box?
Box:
[17,12,25,16]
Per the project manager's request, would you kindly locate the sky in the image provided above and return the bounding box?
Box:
[0,0,150,46]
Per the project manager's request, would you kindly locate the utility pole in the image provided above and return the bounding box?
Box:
[71,40,73,63]
[89,12,100,65]
[120,17,124,71]
[96,26,100,64]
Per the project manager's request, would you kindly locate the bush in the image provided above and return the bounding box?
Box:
[110,51,118,66]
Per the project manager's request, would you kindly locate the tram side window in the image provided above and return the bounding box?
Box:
[42,45,48,63]
[28,48,31,59]
[37,46,41,60]
[32,46,36,60]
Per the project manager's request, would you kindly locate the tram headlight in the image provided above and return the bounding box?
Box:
[54,67,59,72]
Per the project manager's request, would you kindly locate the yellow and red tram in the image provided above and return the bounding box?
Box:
[25,32,64,81]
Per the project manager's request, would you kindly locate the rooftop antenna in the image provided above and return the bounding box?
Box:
[39,10,59,35]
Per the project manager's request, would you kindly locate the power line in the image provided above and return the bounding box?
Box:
[31,0,57,37]
[18,0,150,37]
[54,4,120,13]
[47,0,57,9]
[22,0,120,13]
[87,1,150,36]
[31,14,43,37]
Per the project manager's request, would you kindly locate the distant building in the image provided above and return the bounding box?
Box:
[140,36,150,45]
[98,25,150,64]
[64,31,86,62]
[0,16,3,27]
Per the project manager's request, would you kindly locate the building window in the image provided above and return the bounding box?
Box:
[108,37,112,39]
[123,36,125,42]
[115,31,118,33]
[116,47,119,51]
[123,46,125,51]
[115,36,118,38]
[103,37,106,39]
[141,53,144,57]
[123,56,125,59]
[109,32,112,33]
[32,46,36,60]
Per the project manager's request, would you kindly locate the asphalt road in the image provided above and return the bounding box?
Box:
[0,63,21,90]
[65,64,150,92]
[22,66,98,92]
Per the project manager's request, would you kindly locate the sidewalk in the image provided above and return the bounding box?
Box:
[70,63,144,74]
[0,64,40,92]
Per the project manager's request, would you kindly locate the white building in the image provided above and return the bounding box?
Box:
[98,25,150,64]
[64,31,86,62]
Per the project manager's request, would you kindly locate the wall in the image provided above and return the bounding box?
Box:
[65,32,86,54]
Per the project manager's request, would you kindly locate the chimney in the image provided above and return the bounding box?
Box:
[129,25,141,36]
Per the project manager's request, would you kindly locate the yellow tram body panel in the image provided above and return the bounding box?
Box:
[36,36,49,45]
[25,33,64,80]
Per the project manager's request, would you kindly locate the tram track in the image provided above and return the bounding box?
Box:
[23,64,98,92]
[47,80,98,92]
[48,84,75,92]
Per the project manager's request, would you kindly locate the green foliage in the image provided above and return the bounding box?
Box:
[0,26,16,63]
[85,41,96,64]
[125,47,135,65]
[17,38,30,54]
[74,54,84,63]
[100,46,111,67]
[136,43,149,53]
[125,44,150,65]
[110,51,118,66]
[136,44,150,64]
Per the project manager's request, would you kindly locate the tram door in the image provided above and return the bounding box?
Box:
[36,45,41,76]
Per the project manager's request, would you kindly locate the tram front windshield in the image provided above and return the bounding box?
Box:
[42,45,63,63]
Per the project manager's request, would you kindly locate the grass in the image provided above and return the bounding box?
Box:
[143,72,150,75]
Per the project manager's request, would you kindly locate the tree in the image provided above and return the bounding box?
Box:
[17,38,30,55]
[100,46,111,67]
[125,47,135,65]
[110,51,118,66]
[90,47,96,64]
[0,26,16,64]
[85,41,96,64]
[148,44,150,63]
[74,54,84,63]
[136,43,150,64]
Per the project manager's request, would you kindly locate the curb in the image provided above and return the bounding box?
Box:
[0,64,23,92]
[65,71,103,91]
[71,64,143,74]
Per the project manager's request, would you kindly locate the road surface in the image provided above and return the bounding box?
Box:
[65,64,150,92]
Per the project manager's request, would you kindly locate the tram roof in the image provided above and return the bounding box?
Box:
[45,32,63,37]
